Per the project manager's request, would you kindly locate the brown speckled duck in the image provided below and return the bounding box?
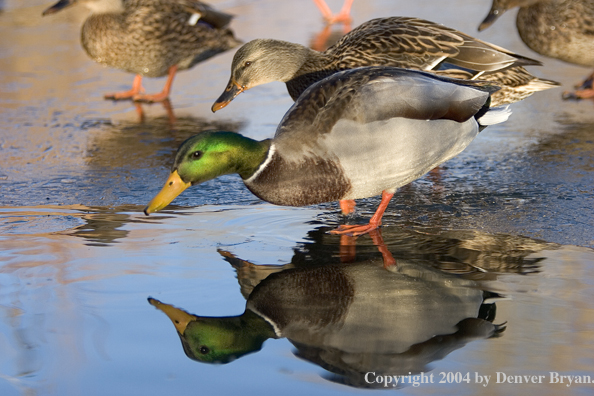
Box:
[211,16,559,112]
[479,0,594,99]
[43,0,241,102]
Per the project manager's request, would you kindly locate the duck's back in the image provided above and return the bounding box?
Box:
[246,68,497,206]
[516,0,594,67]
[82,0,240,77]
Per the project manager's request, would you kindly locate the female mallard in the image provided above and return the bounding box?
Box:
[478,0,594,99]
[43,0,241,102]
[211,16,558,112]
[145,67,512,236]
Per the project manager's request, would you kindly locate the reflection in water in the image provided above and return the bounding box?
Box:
[531,118,594,173]
[150,258,502,388]
[85,110,244,170]
[150,227,551,388]
[309,23,349,52]
[64,206,138,247]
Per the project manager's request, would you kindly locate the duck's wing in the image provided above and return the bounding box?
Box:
[174,0,234,29]
[326,17,540,74]
[125,0,234,30]
[273,67,503,200]
[275,67,497,143]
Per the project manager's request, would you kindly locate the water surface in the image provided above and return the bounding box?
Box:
[1,0,594,395]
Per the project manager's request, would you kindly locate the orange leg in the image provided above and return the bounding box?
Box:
[104,74,145,100]
[312,0,353,25]
[133,65,178,103]
[337,229,396,267]
[330,190,394,236]
[161,98,177,126]
[339,199,356,215]
[339,234,357,263]
[133,102,146,123]
[368,229,397,268]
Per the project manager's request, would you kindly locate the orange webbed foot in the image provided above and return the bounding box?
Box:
[562,72,594,100]
[132,91,170,103]
[329,223,381,236]
[104,74,145,101]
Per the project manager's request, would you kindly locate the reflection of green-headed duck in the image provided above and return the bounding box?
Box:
[478,0,594,99]
[149,259,503,375]
[212,16,559,112]
[42,0,241,102]
[145,67,512,235]
[148,298,275,363]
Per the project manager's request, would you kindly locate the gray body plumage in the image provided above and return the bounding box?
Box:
[247,259,485,356]
[244,67,508,207]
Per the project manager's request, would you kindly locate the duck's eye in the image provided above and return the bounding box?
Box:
[191,151,203,160]
[199,346,210,354]
[244,61,252,67]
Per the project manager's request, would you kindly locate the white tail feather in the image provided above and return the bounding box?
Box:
[477,105,512,126]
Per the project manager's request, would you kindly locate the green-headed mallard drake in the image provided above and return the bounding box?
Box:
[145,66,512,236]
[478,0,594,99]
[148,256,501,375]
[42,0,241,102]
[211,16,559,112]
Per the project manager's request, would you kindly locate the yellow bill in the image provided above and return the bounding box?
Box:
[144,170,191,215]
[148,298,195,334]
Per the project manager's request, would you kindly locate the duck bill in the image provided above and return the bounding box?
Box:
[211,80,244,112]
[42,0,75,16]
[144,170,191,215]
[478,6,507,31]
[148,298,195,334]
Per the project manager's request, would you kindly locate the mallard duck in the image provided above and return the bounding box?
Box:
[42,0,241,102]
[145,66,512,236]
[148,255,501,375]
[211,16,558,112]
[478,0,594,99]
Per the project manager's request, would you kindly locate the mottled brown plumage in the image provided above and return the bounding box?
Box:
[212,16,558,111]
[479,0,594,99]
[43,0,241,101]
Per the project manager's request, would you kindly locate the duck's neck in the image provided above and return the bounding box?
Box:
[263,41,330,82]
[231,135,272,180]
[293,47,333,78]
[282,44,334,100]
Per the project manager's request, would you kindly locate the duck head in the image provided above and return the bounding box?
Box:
[149,298,275,364]
[211,39,311,112]
[478,0,540,31]
[144,131,269,215]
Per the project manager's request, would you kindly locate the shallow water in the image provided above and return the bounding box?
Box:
[1,0,594,395]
